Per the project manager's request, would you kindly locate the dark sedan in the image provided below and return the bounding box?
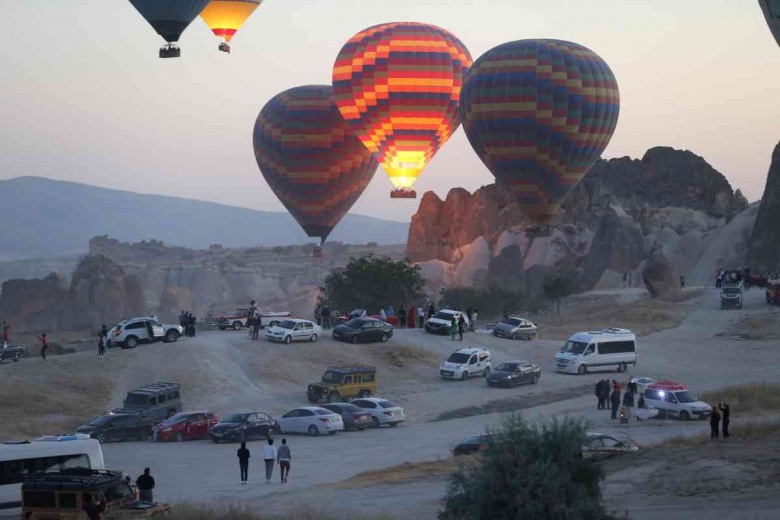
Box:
[486,361,541,388]
[321,403,372,431]
[0,345,24,363]
[332,317,393,344]
[75,414,152,443]
[453,434,491,455]
[208,412,279,443]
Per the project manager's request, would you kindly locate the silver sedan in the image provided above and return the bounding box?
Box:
[492,317,538,340]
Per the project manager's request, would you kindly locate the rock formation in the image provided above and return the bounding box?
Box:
[0,273,68,332]
[642,249,680,298]
[748,141,780,273]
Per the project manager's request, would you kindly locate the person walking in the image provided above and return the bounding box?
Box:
[277,438,291,483]
[252,316,261,340]
[418,305,426,328]
[136,468,155,502]
[397,305,406,329]
[321,305,331,330]
[710,406,721,439]
[622,388,634,409]
[98,326,106,358]
[449,317,458,341]
[263,438,277,484]
[610,389,620,420]
[601,381,611,409]
[83,494,106,520]
[38,333,48,360]
[595,381,604,409]
[719,401,730,438]
[680,275,686,289]
[237,442,250,484]
[638,393,646,409]
[2,321,9,348]
[457,314,466,341]
[380,307,387,322]
[471,309,478,331]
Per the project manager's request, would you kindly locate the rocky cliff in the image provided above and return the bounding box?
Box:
[748,141,780,273]
[409,147,753,297]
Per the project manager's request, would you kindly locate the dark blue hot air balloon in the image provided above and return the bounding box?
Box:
[128,0,211,58]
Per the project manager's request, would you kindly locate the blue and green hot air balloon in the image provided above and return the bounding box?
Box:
[128,0,211,58]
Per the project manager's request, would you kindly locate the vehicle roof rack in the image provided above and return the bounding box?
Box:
[129,382,180,394]
[23,469,123,489]
[327,364,376,373]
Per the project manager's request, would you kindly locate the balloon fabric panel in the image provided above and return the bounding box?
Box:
[200,0,263,42]
[129,0,211,42]
[253,85,378,243]
[460,39,619,225]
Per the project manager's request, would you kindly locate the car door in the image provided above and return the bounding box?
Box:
[243,413,259,438]
[256,413,272,437]
[280,410,299,433]
[188,413,206,438]
[356,322,371,342]
[467,355,478,376]
[519,363,531,383]
[126,321,148,341]
[150,320,165,339]
[129,416,149,440]
[354,399,377,418]
[665,392,680,416]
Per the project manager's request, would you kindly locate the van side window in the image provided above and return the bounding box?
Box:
[59,492,78,509]
[469,356,477,365]
[599,340,636,355]
[363,373,375,382]
[479,354,489,362]
[343,375,353,384]
[664,393,677,403]
[585,344,595,355]
[158,394,167,404]
[149,397,157,406]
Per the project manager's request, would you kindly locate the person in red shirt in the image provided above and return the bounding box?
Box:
[38,333,48,360]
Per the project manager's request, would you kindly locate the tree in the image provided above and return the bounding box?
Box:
[320,255,425,312]
[440,415,618,520]
[438,286,524,318]
[543,271,576,316]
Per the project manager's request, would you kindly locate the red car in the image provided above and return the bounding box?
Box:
[153,412,219,442]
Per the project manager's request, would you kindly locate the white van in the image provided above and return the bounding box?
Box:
[555,328,637,375]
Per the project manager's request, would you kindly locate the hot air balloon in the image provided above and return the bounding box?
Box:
[200,0,264,54]
[460,39,620,237]
[128,0,211,58]
[253,85,378,245]
[332,22,472,199]
[759,0,780,47]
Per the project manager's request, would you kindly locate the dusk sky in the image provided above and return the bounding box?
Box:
[1,1,778,222]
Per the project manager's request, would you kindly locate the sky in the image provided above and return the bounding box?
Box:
[1,0,778,223]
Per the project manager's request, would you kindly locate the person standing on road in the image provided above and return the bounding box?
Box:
[595,381,604,409]
[263,438,277,483]
[610,389,620,420]
[38,333,48,360]
[457,314,466,341]
[397,305,406,329]
[321,305,331,330]
[380,307,387,322]
[418,305,425,328]
[98,325,106,358]
[237,442,250,484]
[449,317,458,341]
[718,402,730,438]
[710,406,721,439]
[277,438,291,483]
[136,468,155,502]
[2,321,9,348]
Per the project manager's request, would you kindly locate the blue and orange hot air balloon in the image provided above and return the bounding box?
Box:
[128,0,210,58]
[253,85,378,244]
[460,39,620,231]
[200,0,264,54]
[332,22,472,199]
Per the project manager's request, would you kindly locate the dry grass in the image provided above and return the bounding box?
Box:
[699,383,780,416]
[662,419,780,448]
[336,456,476,489]
[168,505,389,520]
[366,342,439,368]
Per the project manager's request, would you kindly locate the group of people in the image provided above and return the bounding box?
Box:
[710,402,731,439]
[237,438,292,485]
[595,379,638,420]
[178,311,197,337]
[449,313,469,341]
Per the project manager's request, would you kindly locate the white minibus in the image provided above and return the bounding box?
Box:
[554,328,637,375]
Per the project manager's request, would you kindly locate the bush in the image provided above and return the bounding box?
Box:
[438,286,526,318]
[440,415,618,520]
[543,271,577,316]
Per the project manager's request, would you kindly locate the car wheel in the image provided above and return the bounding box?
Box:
[577,364,587,375]
[284,335,292,344]
[358,389,371,398]
[483,367,490,377]
[617,362,627,373]
[176,432,184,442]
[350,335,358,344]
[310,334,318,342]
[328,391,341,403]
[218,326,227,331]
[165,331,178,343]
[96,433,106,444]
[308,425,319,436]
[125,336,138,349]
[232,321,242,331]
[532,374,539,384]
[371,417,381,429]
[460,371,468,381]
[679,410,691,421]
[381,333,389,342]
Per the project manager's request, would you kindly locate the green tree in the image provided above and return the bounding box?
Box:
[440,415,618,520]
[320,255,425,312]
[543,271,577,316]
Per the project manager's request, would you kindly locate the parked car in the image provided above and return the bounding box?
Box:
[486,360,540,388]
[153,411,219,442]
[720,283,743,309]
[110,382,182,423]
[266,319,321,343]
[643,381,711,420]
[107,316,182,349]
[209,412,279,443]
[492,317,538,340]
[75,414,152,443]
[321,403,373,431]
[425,309,469,335]
[765,278,780,305]
[332,317,393,344]
[439,347,492,380]
[306,364,377,403]
[275,407,344,436]
[453,433,491,455]
[350,398,405,428]
[554,328,637,375]
[0,344,24,363]
[212,308,290,330]
[582,433,639,459]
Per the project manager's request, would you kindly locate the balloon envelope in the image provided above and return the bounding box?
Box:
[332,22,472,194]
[460,39,620,225]
[759,0,780,47]
[200,0,263,43]
[253,85,378,243]
[128,0,210,43]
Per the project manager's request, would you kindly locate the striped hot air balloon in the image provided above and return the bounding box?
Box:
[128,0,211,57]
[332,22,472,199]
[200,0,264,53]
[253,85,378,244]
[460,39,620,227]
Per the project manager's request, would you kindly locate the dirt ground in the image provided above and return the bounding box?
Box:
[2,286,780,519]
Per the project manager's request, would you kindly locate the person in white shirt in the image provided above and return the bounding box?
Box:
[417,305,425,328]
[263,438,277,484]
[380,308,387,321]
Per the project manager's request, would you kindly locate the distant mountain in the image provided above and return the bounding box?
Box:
[0,177,409,261]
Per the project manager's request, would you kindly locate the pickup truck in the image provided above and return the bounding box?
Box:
[212,308,290,330]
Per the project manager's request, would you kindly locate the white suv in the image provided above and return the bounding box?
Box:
[109,316,183,349]
[440,347,492,380]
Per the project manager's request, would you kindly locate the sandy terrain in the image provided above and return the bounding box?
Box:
[2,286,779,518]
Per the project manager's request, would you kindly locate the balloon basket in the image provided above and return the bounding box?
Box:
[159,44,181,59]
[390,189,416,199]
[219,42,231,54]
[524,225,553,238]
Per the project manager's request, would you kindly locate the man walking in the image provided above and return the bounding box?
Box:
[277,438,291,483]
[610,389,620,420]
[595,380,604,409]
[263,438,277,484]
[38,333,48,360]
[136,468,155,502]
[719,401,730,438]
[710,406,721,439]
[237,442,250,484]
[98,325,106,358]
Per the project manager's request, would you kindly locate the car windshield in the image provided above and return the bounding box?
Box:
[314,409,333,415]
[447,353,471,364]
[675,391,698,403]
[88,416,112,426]
[162,415,190,425]
[277,320,296,329]
[496,363,519,372]
[501,318,521,326]
[221,414,248,423]
[378,401,398,409]
[124,393,148,406]
[321,371,340,383]
[344,319,364,329]
[434,311,455,321]
[563,341,588,354]
[723,288,740,295]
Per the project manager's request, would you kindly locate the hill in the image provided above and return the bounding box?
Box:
[0,177,408,261]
